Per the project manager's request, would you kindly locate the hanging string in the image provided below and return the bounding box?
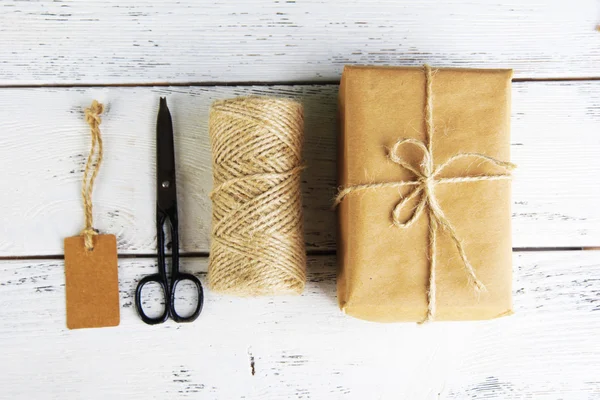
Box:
[81,100,105,251]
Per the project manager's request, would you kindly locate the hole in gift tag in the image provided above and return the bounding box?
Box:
[139,280,166,319]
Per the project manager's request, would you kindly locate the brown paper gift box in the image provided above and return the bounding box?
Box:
[337,65,514,322]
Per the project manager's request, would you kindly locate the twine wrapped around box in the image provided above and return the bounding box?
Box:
[208,97,306,296]
[335,65,515,322]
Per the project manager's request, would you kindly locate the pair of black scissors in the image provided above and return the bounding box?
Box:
[135,97,204,325]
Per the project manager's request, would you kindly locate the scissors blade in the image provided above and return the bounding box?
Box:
[157,97,177,212]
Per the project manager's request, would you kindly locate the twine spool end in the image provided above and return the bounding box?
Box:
[472,279,487,294]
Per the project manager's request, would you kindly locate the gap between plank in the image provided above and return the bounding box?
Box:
[0,247,595,261]
[1,76,600,89]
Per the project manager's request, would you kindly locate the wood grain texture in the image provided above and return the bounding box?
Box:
[1,82,599,256]
[0,251,598,399]
[3,1,599,398]
[1,0,599,85]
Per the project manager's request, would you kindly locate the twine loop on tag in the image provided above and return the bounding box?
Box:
[335,65,515,322]
[81,100,105,251]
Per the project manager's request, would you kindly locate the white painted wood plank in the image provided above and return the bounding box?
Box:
[1,0,599,84]
[1,82,599,256]
[0,252,598,399]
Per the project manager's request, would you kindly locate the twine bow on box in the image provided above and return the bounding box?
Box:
[335,65,516,322]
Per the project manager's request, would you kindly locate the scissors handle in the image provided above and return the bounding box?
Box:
[135,273,170,325]
[169,273,204,323]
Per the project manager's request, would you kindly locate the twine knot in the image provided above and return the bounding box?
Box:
[335,65,515,322]
[84,101,104,126]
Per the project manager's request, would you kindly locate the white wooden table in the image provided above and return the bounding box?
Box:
[1,1,600,399]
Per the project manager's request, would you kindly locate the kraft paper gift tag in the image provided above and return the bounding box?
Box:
[64,100,120,330]
[65,235,119,329]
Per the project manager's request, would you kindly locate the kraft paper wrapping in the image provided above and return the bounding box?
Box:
[337,65,513,322]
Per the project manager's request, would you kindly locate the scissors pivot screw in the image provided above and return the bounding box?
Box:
[161,180,170,188]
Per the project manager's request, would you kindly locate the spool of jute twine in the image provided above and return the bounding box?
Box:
[208,97,306,296]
